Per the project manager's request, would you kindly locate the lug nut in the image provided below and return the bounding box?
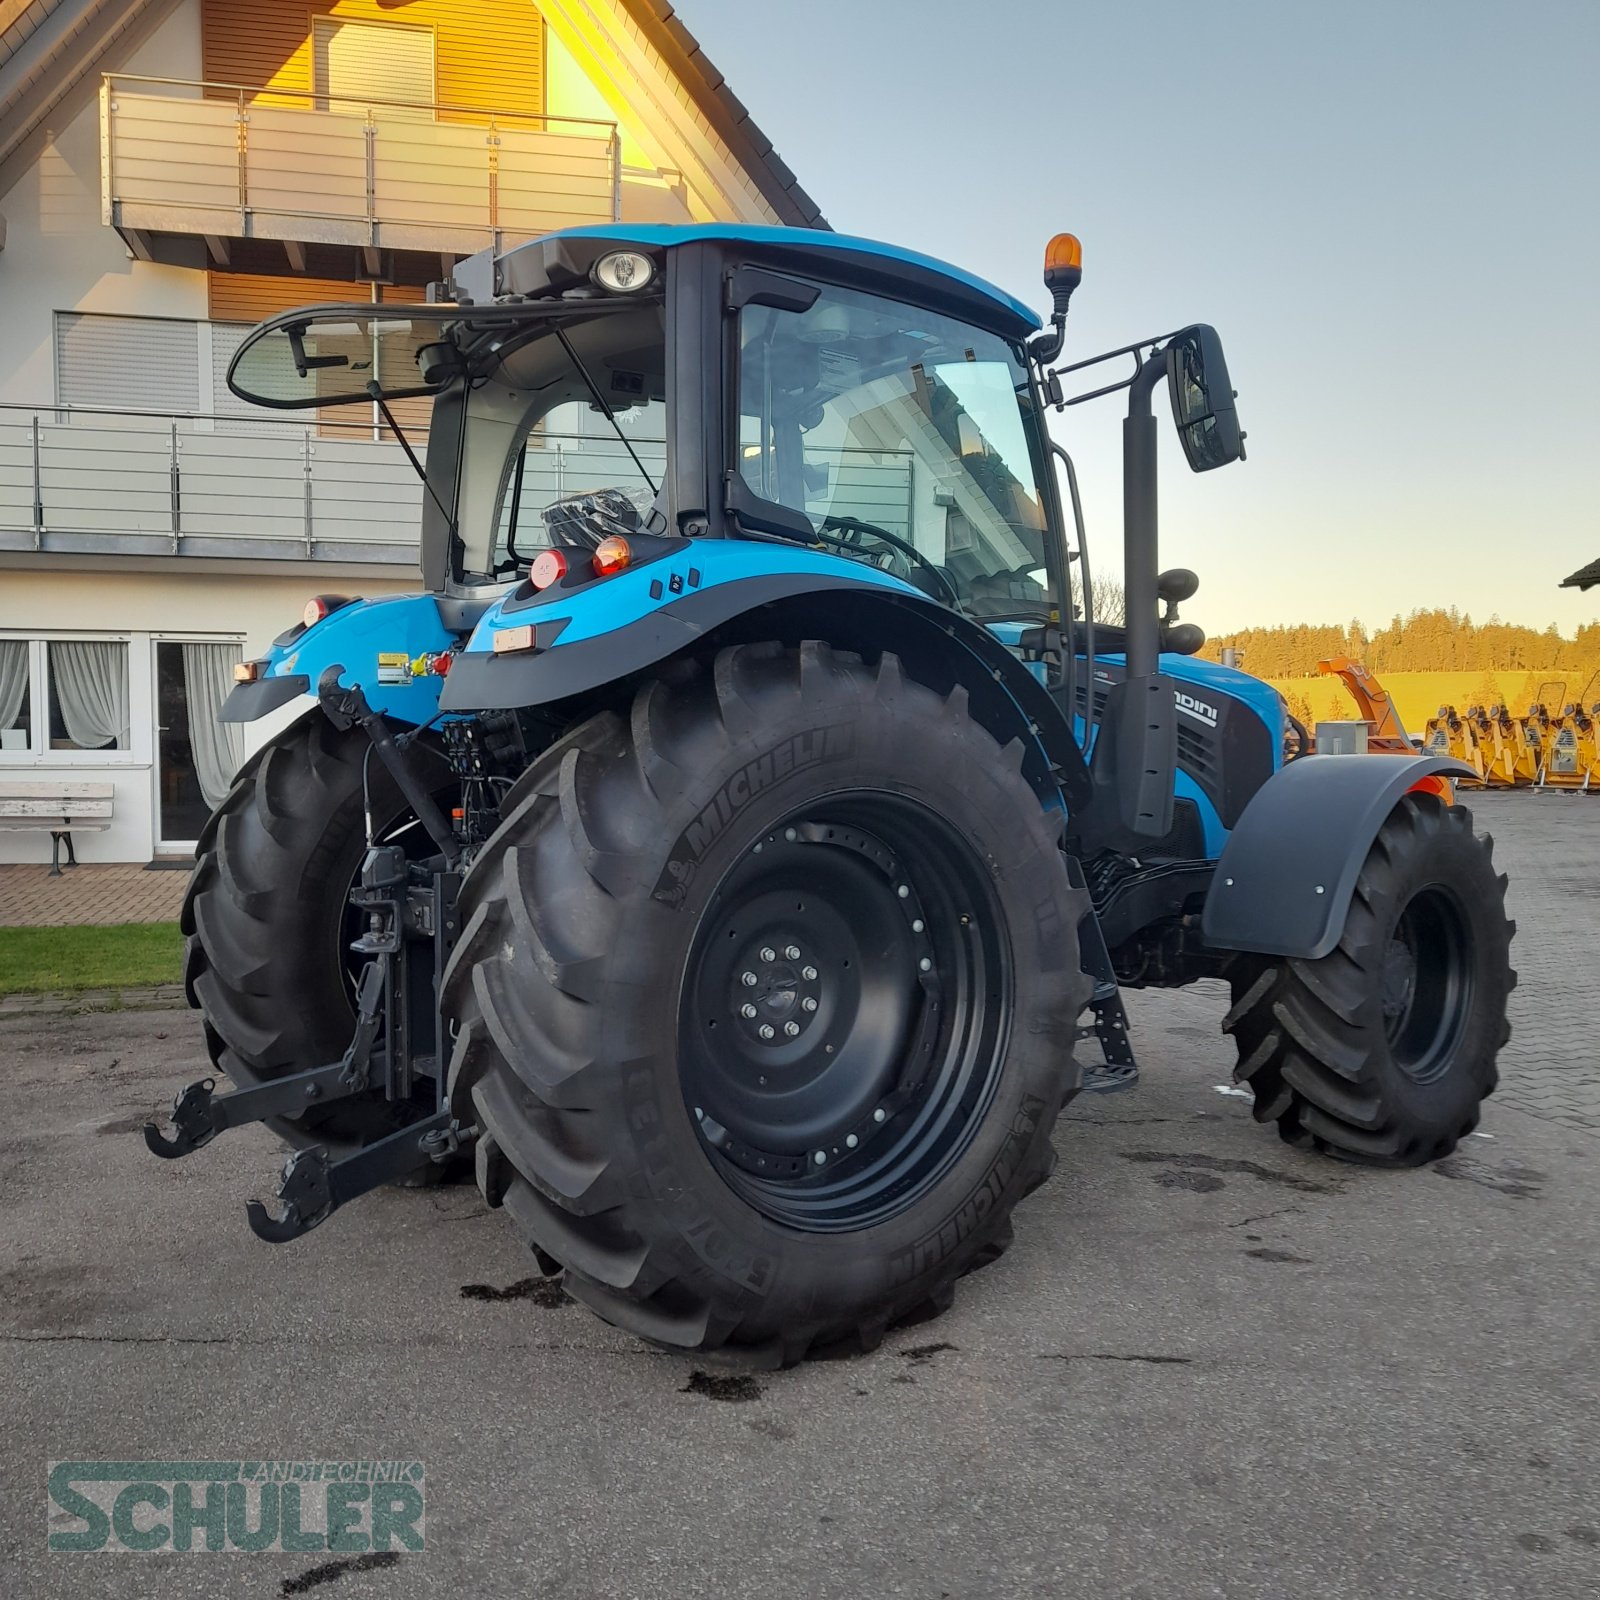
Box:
[785,944,801,960]
[784,1021,800,1037]
[802,996,818,1013]
[760,946,776,962]
[785,828,798,841]
[912,919,925,933]
[919,957,932,972]
[802,964,818,981]
[897,884,910,899]
[846,1134,858,1149]
[741,1003,757,1019]
[873,1108,886,1123]
[758,1023,775,1040]
[741,971,758,987]
[813,1150,826,1166]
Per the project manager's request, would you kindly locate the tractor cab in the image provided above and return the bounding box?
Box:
[230,228,1064,627]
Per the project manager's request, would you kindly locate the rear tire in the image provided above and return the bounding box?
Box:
[1224,794,1514,1165]
[444,643,1090,1364]
[183,711,454,1155]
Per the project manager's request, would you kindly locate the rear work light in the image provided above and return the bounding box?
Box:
[529,549,568,591]
[592,535,632,577]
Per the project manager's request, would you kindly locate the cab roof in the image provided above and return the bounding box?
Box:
[485,223,1043,340]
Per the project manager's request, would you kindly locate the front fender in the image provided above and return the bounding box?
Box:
[221,594,460,725]
[439,541,1088,809]
[1201,754,1476,959]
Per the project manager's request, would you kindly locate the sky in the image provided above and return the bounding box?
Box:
[675,0,1599,636]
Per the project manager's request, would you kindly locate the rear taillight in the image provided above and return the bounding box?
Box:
[529,549,568,591]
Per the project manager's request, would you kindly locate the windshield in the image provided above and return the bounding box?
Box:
[737,281,1053,616]
[455,305,667,579]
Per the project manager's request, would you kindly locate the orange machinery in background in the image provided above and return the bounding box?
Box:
[1315,656,1416,754]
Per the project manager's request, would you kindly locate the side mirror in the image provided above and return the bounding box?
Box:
[1165,325,1245,472]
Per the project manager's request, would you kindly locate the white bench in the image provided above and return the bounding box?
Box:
[0,781,115,875]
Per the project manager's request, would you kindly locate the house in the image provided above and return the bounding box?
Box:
[0,0,821,862]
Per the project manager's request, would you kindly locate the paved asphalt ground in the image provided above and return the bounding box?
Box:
[2,791,1597,1599]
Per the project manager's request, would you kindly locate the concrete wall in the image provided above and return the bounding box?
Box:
[0,562,414,864]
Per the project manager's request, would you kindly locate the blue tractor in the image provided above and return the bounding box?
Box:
[149,224,1513,1364]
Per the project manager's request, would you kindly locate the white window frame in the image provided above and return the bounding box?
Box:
[0,632,146,769]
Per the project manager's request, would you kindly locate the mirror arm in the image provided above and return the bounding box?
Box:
[1121,354,1168,680]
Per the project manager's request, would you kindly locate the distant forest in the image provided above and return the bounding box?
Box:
[1199,609,1600,680]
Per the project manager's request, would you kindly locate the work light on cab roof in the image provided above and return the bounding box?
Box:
[592,249,655,293]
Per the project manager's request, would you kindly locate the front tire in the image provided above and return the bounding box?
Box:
[1224,794,1514,1164]
[444,643,1090,1364]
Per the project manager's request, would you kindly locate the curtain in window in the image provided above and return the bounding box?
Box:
[182,642,245,808]
[0,640,27,729]
[51,640,129,750]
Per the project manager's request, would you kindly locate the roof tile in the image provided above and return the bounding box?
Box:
[616,0,827,230]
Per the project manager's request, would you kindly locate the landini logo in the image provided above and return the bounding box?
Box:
[46,1461,426,1554]
[1173,689,1220,728]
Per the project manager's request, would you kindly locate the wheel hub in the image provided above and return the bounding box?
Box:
[682,810,968,1201]
[678,791,1011,1233]
[1384,883,1474,1085]
[1381,939,1416,1021]
[732,943,821,1043]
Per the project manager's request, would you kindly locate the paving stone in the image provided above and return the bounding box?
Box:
[0,862,190,926]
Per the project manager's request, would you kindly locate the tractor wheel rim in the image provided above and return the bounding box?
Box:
[680,791,1011,1233]
[1383,883,1474,1085]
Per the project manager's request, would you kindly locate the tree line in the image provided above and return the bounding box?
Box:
[1200,609,1600,680]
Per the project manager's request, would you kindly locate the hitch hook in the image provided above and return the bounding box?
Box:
[245,1147,333,1243]
[143,1078,221,1159]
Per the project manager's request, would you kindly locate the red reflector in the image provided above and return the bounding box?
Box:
[529,549,568,591]
[593,535,632,577]
[428,652,452,676]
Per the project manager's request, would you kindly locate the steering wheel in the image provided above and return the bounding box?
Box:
[817,515,961,606]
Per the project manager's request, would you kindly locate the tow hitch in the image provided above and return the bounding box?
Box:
[144,668,473,1241]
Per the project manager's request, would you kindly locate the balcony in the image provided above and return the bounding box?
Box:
[99,75,689,281]
[0,401,424,564]
[0,400,915,570]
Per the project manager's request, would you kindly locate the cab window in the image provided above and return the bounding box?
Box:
[736,280,1052,617]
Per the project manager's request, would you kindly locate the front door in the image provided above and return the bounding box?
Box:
[154,640,243,851]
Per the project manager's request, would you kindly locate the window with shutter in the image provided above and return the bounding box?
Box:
[312,18,436,119]
[54,314,201,416]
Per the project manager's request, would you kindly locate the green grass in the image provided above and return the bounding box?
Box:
[0,922,184,995]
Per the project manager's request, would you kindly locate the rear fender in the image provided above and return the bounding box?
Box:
[440,541,1089,810]
[1201,754,1476,959]
[221,594,461,725]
